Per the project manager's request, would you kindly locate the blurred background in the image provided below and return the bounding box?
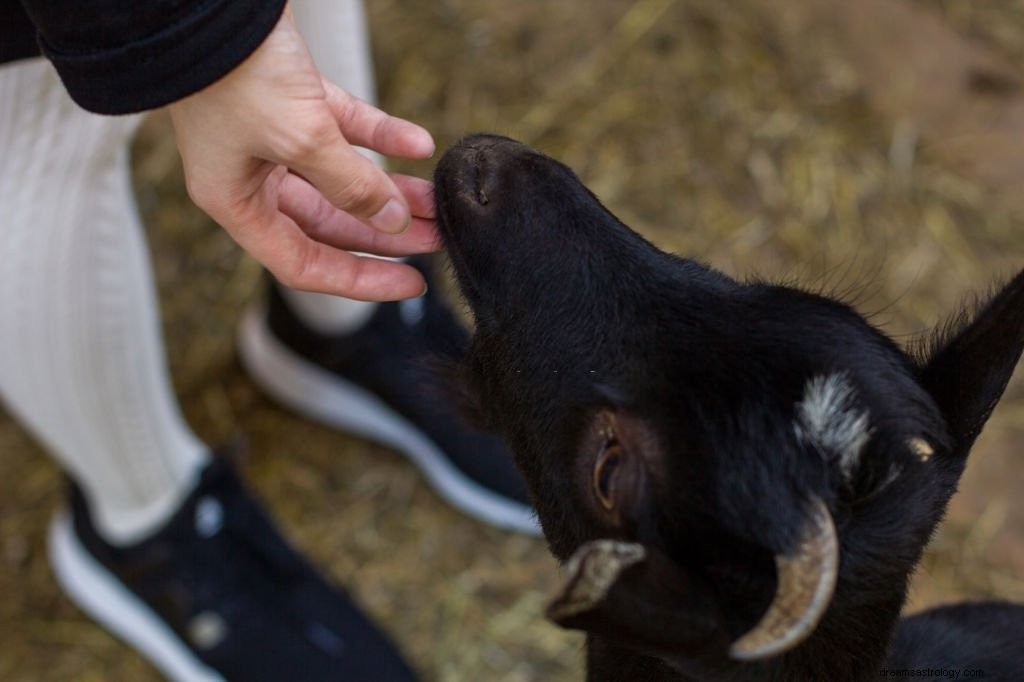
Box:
[3,0,1024,679]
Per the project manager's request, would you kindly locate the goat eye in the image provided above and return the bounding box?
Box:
[593,440,622,511]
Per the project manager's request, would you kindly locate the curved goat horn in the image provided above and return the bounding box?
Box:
[728,496,839,661]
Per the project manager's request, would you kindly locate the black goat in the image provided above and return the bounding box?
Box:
[433,134,1024,681]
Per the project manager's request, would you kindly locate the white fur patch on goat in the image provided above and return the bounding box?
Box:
[795,373,872,481]
[908,437,934,462]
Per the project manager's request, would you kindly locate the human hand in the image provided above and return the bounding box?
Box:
[167,7,437,301]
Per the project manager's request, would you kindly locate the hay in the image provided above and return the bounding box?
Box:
[3,1,1024,679]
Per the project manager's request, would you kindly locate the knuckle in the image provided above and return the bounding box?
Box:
[302,200,336,240]
[274,119,335,160]
[271,247,325,293]
[271,264,305,291]
[334,174,378,214]
[275,132,318,161]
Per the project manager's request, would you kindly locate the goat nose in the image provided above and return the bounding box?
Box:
[459,144,511,209]
[437,136,519,211]
[456,133,526,155]
[470,149,504,208]
[457,148,489,208]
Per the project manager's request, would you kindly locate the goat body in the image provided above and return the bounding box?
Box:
[433,135,1024,681]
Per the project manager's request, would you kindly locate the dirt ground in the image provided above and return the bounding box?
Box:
[2,1,1024,680]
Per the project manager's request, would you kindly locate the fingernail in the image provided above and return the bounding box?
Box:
[370,198,411,234]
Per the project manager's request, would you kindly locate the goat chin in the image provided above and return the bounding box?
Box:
[434,134,1024,682]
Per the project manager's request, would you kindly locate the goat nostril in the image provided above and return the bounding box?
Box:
[477,187,489,205]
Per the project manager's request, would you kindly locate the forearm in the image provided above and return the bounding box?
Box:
[17,0,286,114]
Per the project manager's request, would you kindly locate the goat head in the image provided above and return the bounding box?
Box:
[434,134,1024,681]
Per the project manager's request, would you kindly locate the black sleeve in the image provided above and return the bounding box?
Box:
[0,1,41,63]
[17,0,287,115]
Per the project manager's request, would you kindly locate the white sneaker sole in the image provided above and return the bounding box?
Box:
[237,302,540,536]
[48,513,224,682]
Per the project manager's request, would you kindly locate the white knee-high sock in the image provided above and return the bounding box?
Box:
[281,0,386,335]
[0,59,209,545]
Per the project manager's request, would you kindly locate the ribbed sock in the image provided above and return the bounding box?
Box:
[0,59,209,546]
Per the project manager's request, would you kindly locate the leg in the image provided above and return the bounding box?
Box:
[0,58,207,544]
[0,57,417,682]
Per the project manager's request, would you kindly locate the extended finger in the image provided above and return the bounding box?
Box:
[392,173,437,219]
[225,205,428,299]
[277,172,440,255]
[323,81,435,160]
[284,120,414,234]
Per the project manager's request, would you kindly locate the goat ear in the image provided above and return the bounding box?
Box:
[918,269,1024,454]
[582,410,664,533]
[547,541,727,656]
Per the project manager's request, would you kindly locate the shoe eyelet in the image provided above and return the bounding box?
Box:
[305,621,346,656]
[188,611,228,650]
[194,497,224,538]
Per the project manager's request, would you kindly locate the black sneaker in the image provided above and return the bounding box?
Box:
[237,256,538,536]
[48,456,418,682]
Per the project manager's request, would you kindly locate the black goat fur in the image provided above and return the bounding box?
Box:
[433,135,1024,681]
